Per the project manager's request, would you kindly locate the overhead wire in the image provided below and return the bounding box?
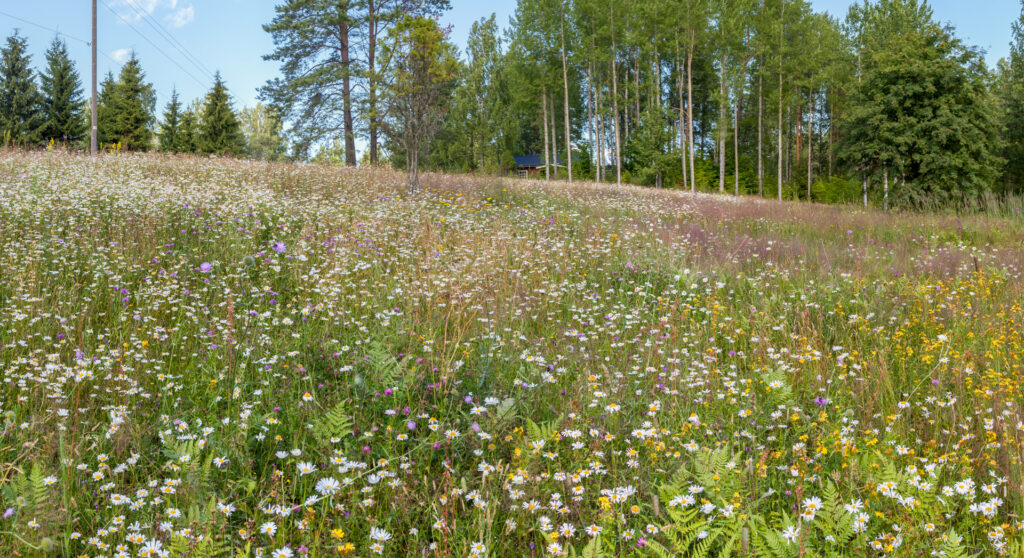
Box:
[99,0,209,89]
[115,0,215,82]
[0,8,124,65]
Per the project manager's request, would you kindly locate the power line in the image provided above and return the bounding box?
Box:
[116,0,215,82]
[0,9,122,65]
[0,9,89,44]
[99,0,209,89]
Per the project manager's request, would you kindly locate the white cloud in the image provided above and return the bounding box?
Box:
[167,5,195,28]
[112,0,193,28]
[111,48,132,63]
[112,0,163,20]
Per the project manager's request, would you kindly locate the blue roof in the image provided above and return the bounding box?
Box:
[514,154,563,167]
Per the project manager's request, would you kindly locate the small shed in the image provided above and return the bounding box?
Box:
[514,154,564,178]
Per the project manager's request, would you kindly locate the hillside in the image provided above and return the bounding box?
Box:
[0,151,1022,556]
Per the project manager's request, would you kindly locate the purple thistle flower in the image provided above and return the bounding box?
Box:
[272,241,286,253]
[199,262,212,273]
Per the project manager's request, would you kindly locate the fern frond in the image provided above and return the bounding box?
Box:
[313,399,353,445]
[28,462,46,511]
[939,530,969,558]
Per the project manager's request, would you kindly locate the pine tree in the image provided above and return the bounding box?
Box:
[199,73,243,155]
[0,31,43,146]
[107,54,155,150]
[39,37,86,145]
[159,89,182,152]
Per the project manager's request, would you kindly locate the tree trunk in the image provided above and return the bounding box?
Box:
[777,0,784,200]
[635,48,641,125]
[677,46,688,190]
[550,93,558,178]
[596,77,605,182]
[734,101,740,195]
[719,54,727,194]
[795,89,801,176]
[776,76,783,200]
[883,165,889,211]
[542,84,550,180]
[757,70,763,197]
[587,62,596,184]
[340,19,356,166]
[862,173,867,208]
[367,0,378,166]
[612,24,623,185]
[807,90,813,200]
[624,62,630,139]
[687,46,696,193]
[560,13,572,184]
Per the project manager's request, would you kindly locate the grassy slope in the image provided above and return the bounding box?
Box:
[0,150,1021,557]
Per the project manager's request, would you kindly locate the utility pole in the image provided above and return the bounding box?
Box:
[91,0,98,155]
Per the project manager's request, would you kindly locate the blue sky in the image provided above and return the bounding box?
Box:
[0,0,1017,115]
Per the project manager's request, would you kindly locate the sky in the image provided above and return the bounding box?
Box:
[0,0,1017,117]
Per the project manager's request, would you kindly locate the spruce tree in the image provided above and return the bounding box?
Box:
[0,31,43,146]
[199,72,243,155]
[159,89,182,151]
[96,71,117,146]
[108,54,155,150]
[39,37,86,145]
[177,109,199,153]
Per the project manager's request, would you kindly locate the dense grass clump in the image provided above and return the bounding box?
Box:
[0,151,1022,557]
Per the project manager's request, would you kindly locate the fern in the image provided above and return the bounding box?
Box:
[364,341,407,391]
[814,481,854,546]
[939,530,970,558]
[167,533,229,558]
[570,536,611,558]
[28,463,46,511]
[313,399,353,444]
[525,416,562,444]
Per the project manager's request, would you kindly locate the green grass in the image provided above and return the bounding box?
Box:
[0,150,1021,557]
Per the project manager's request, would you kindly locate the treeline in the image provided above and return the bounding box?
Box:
[0,31,286,159]
[426,0,1023,208]
[258,0,1024,208]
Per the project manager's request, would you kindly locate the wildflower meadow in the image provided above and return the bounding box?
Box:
[1,151,1022,557]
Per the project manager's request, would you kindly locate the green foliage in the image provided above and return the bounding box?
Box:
[838,0,1000,207]
[363,341,409,392]
[430,14,516,174]
[39,38,86,145]
[998,2,1024,192]
[199,73,244,155]
[0,31,43,146]
[101,54,156,150]
[313,400,354,445]
[159,89,183,152]
[939,530,970,558]
[238,102,286,160]
[177,109,199,153]
[380,16,459,190]
[167,531,229,557]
